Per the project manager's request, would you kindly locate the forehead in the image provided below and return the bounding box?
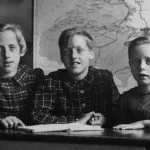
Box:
[67,34,89,46]
[131,43,150,57]
[0,30,17,43]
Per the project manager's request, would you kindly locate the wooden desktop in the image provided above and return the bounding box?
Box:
[0,128,149,150]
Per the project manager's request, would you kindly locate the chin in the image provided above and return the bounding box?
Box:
[70,68,81,73]
[138,81,150,87]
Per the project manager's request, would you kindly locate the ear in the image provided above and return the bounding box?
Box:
[89,50,94,59]
[20,47,26,57]
[20,50,25,57]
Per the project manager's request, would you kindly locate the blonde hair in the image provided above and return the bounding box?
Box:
[128,36,150,59]
[58,27,93,51]
[0,24,27,55]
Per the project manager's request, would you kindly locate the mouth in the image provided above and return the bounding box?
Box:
[3,61,13,66]
[139,73,149,79]
[71,62,80,66]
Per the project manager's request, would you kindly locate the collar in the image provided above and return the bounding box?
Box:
[62,66,95,89]
[13,64,31,86]
[0,65,31,86]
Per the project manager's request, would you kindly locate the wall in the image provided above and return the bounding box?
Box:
[0,0,33,67]
[33,0,141,93]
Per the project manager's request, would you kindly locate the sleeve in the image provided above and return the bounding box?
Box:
[103,70,120,127]
[32,76,69,124]
[116,93,128,124]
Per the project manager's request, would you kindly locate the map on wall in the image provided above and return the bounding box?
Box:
[34,0,150,93]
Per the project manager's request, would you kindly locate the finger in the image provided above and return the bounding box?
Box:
[94,116,100,121]
[113,125,123,129]
[90,118,105,126]
[78,112,95,124]
[93,113,103,117]
[90,120,101,125]
[113,125,128,130]
[1,119,9,128]
[85,111,95,117]
[5,119,14,128]
[17,119,25,127]
[11,117,25,127]
[10,117,19,128]
[84,112,95,121]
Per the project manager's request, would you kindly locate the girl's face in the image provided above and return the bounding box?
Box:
[61,34,94,80]
[0,30,24,78]
[129,43,150,86]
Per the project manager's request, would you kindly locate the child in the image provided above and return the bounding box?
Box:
[0,24,44,129]
[32,27,120,127]
[114,35,150,130]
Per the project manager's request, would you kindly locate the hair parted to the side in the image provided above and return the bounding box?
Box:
[0,24,27,55]
[128,36,150,59]
[58,27,93,52]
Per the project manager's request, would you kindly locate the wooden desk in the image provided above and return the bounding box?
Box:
[0,129,149,150]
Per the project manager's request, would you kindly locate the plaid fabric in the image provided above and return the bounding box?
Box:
[0,64,40,124]
[32,66,120,125]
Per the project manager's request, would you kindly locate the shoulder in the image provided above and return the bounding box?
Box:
[18,64,32,74]
[15,64,35,80]
[120,87,137,101]
[121,87,137,96]
[17,65,45,84]
[90,66,113,80]
[47,69,67,80]
[39,69,63,87]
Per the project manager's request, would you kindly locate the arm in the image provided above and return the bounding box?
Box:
[113,120,150,130]
[88,70,119,127]
[104,71,120,127]
[32,77,65,124]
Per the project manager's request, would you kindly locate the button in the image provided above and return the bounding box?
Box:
[82,103,86,108]
[80,90,84,94]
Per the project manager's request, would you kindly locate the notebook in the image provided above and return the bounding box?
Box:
[17,122,103,133]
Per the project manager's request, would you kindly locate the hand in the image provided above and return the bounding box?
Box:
[89,113,106,126]
[0,116,25,129]
[77,111,95,125]
[113,121,145,130]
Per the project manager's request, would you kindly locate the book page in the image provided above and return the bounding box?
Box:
[68,123,103,131]
[18,124,69,132]
[18,123,103,133]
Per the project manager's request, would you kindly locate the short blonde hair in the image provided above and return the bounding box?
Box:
[0,24,27,55]
[58,27,93,51]
[128,36,150,59]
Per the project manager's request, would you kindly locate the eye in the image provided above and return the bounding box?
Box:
[63,48,71,55]
[0,46,4,52]
[76,47,84,54]
[146,58,150,65]
[9,45,16,52]
[130,58,140,65]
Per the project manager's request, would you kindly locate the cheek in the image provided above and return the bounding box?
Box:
[130,65,137,74]
[61,55,69,64]
[13,53,21,62]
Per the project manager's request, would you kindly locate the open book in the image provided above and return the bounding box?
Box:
[17,122,103,133]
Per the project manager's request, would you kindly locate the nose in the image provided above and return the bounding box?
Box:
[71,48,78,59]
[3,47,11,58]
[139,60,146,71]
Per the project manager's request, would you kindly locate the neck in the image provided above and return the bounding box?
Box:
[0,70,17,78]
[138,85,150,95]
[69,70,88,81]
